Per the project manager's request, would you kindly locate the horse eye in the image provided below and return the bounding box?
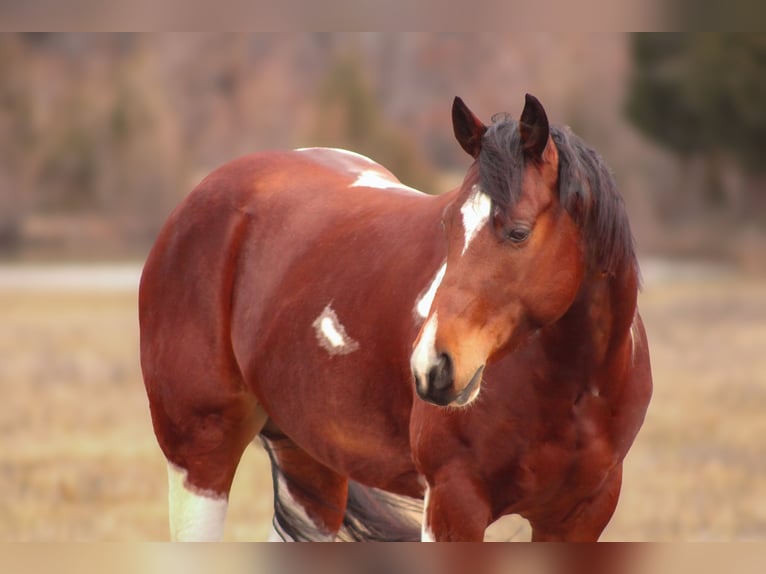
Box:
[505,227,530,243]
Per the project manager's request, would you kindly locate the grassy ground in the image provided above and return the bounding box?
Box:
[1,270,765,541]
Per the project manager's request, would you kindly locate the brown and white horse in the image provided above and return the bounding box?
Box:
[139,94,652,541]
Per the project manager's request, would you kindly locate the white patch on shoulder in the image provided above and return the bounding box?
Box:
[421,485,435,542]
[313,304,360,356]
[411,313,439,393]
[415,261,447,319]
[460,185,492,255]
[350,169,420,193]
[167,462,228,541]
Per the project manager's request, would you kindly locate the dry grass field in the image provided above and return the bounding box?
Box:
[1,263,765,541]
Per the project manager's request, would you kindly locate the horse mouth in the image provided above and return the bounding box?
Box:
[454,365,484,406]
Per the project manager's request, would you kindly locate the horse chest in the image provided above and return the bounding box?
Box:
[492,400,616,515]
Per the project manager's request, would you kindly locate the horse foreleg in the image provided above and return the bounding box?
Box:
[529,465,623,542]
[422,468,492,541]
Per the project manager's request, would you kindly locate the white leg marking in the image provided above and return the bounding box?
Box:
[312,304,360,356]
[411,313,439,394]
[421,486,436,542]
[167,462,228,541]
[415,261,447,319]
[460,185,492,255]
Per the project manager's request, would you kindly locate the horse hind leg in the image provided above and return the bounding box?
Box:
[261,434,421,542]
[260,434,348,541]
[149,386,268,541]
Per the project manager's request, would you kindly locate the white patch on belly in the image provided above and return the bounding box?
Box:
[411,313,439,393]
[415,261,447,319]
[350,169,420,193]
[421,485,435,542]
[313,304,360,356]
[167,462,228,541]
[460,185,492,255]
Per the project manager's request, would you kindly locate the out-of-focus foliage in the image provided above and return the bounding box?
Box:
[1,33,763,264]
[311,54,437,193]
[626,34,766,173]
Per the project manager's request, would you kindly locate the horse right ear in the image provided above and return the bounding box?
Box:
[452,97,487,159]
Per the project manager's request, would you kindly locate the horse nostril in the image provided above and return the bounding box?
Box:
[427,352,454,391]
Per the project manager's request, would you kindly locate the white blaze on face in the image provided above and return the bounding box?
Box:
[421,485,435,542]
[313,304,360,355]
[629,311,641,364]
[411,313,439,393]
[167,462,228,541]
[460,185,492,255]
[415,261,447,319]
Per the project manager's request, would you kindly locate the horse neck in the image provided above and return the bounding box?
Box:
[540,261,639,386]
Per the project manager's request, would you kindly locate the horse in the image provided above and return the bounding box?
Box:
[139,93,652,541]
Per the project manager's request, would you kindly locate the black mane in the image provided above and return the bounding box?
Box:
[478,119,637,276]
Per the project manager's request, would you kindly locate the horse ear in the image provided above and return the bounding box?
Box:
[519,93,551,160]
[452,97,487,159]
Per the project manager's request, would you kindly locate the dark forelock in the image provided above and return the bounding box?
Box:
[477,118,637,275]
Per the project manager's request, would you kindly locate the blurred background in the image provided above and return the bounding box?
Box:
[0,33,764,541]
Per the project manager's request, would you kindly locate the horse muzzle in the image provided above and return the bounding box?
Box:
[411,312,488,407]
[413,354,485,407]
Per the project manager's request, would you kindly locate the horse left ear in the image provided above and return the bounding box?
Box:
[519,93,552,161]
[452,97,487,159]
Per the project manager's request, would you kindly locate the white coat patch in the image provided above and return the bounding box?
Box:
[294,148,420,194]
[350,169,420,193]
[167,462,228,541]
[460,185,492,255]
[415,261,447,319]
[294,147,377,165]
[313,304,360,355]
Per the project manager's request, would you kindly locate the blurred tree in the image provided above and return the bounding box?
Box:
[626,34,766,214]
[311,53,438,193]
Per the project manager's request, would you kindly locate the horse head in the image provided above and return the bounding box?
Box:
[411,94,587,407]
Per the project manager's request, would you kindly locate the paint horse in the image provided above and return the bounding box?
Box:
[139,94,652,541]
